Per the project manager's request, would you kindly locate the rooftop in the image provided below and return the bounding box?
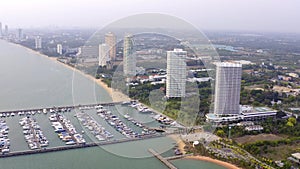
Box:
[241,105,276,115]
[216,62,242,68]
[292,153,300,160]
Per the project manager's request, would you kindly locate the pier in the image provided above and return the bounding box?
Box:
[164,154,193,160]
[0,134,166,158]
[0,101,123,115]
[0,102,179,158]
[148,149,177,169]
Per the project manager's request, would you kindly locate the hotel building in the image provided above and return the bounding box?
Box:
[123,34,136,76]
[105,32,116,61]
[166,49,187,98]
[98,43,110,67]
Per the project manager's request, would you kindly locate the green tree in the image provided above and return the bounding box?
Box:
[216,129,225,137]
[288,117,297,126]
[286,121,294,127]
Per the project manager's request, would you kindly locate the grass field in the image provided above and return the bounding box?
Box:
[234,134,284,144]
[263,144,300,161]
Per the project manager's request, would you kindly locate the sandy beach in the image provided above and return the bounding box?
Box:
[168,134,187,154]
[19,44,130,102]
[52,59,131,102]
[169,134,241,169]
[186,156,242,169]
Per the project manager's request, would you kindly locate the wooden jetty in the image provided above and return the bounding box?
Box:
[148,149,177,169]
[164,154,193,160]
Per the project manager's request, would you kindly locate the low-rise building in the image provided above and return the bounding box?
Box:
[289,153,300,164]
[206,105,277,124]
[287,72,299,78]
[245,125,263,131]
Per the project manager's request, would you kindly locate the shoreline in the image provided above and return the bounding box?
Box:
[168,134,186,154]
[11,42,130,103]
[169,134,241,169]
[6,41,240,168]
[185,156,242,169]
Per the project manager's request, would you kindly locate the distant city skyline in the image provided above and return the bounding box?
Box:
[0,0,299,33]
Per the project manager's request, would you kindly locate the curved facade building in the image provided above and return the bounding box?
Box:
[214,62,242,115]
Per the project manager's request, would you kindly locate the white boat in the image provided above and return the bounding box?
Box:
[1,148,9,153]
[95,135,105,141]
[124,114,130,119]
[66,140,76,145]
[95,105,103,109]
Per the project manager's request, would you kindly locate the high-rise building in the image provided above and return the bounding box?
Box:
[35,36,42,49]
[166,49,187,98]
[123,34,136,76]
[4,25,8,36]
[57,44,63,55]
[17,28,23,40]
[98,44,110,67]
[214,62,242,115]
[0,22,2,37]
[105,32,116,61]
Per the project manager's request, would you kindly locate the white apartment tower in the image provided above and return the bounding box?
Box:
[105,32,116,61]
[98,44,110,67]
[57,44,63,55]
[35,36,42,49]
[166,49,187,98]
[123,34,136,76]
[214,62,242,115]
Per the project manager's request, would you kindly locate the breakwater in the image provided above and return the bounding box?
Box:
[1,133,166,158]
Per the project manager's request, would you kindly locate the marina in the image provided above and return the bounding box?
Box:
[76,110,114,141]
[97,107,156,138]
[0,134,167,158]
[0,102,122,117]
[19,117,49,150]
[0,120,10,154]
[0,102,173,157]
[0,40,227,169]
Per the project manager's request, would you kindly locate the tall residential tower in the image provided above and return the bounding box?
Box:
[105,32,116,61]
[123,34,136,76]
[166,49,187,98]
[98,44,110,67]
[213,62,242,115]
[35,36,42,49]
[57,44,63,55]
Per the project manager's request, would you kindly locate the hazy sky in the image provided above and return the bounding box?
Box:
[0,0,299,33]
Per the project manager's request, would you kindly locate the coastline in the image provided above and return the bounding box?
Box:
[168,134,186,154]
[185,156,242,169]
[7,41,240,169]
[11,42,130,103]
[169,134,241,169]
